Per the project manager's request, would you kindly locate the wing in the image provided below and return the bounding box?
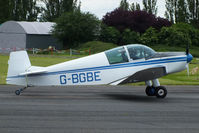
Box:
[119,66,167,84]
[110,66,167,85]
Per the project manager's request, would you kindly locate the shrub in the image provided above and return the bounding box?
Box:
[121,29,140,45]
[99,24,121,44]
[158,26,191,47]
[140,27,159,46]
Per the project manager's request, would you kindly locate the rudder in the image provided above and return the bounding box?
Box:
[7,51,31,85]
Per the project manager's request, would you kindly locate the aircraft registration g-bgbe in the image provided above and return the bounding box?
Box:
[6,44,193,98]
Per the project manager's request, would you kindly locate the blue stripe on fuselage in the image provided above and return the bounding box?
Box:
[7,57,186,79]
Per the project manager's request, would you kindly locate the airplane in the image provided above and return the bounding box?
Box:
[6,44,193,98]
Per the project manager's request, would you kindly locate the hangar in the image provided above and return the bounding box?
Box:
[0,21,62,52]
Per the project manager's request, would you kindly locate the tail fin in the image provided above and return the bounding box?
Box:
[7,51,31,84]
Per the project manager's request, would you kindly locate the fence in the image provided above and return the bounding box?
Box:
[0,47,26,53]
[0,47,92,56]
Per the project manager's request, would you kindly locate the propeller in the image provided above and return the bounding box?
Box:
[185,43,193,77]
[186,64,190,77]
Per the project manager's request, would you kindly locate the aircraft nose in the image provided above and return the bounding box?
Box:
[187,53,193,63]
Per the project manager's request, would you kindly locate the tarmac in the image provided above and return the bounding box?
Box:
[0,85,199,133]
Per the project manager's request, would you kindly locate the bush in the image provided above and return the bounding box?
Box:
[140,27,158,46]
[158,26,191,47]
[157,23,199,47]
[99,24,121,44]
[121,29,140,45]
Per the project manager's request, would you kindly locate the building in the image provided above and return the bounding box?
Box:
[0,21,62,53]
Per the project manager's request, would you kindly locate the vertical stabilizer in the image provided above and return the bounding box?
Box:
[7,51,31,84]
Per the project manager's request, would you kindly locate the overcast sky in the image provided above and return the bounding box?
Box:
[80,0,166,19]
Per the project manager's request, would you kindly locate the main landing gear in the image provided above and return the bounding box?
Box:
[145,86,167,98]
[15,87,27,95]
[145,79,167,98]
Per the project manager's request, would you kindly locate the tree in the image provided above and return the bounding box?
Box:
[25,0,40,21]
[0,0,10,23]
[176,0,189,23]
[165,0,175,23]
[52,10,99,48]
[143,0,158,15]
[9,0,40,21]
[103,9,160,33]
[153,17,172,30]
[130,3,141,11]
[187,0,199,27]
[165,0,191,23]
[40,0,79,22]
[119,0,129,10]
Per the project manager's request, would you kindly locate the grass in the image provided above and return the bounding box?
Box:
[1,51,199,85]
[0,55,9,85]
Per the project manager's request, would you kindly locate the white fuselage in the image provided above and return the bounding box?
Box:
[7,52,187,86]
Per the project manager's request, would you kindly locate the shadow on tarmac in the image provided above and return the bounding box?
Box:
[102,94,167,102]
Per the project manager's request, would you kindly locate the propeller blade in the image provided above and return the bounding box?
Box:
[186,64,190,77]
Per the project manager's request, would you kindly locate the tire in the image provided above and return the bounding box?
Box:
[155,86,167,98]
[15,90,21,95]
[145,86,156,96]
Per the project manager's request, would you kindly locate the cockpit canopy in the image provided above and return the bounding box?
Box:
[105,44,156,64]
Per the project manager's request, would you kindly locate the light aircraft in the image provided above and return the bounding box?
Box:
[7,44,193,98]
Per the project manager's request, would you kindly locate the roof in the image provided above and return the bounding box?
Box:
[0,21,55,35]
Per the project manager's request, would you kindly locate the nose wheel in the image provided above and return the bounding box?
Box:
[145,86,167,98]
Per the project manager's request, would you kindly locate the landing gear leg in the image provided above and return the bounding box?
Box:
[145,79,168,99]
[15,87,27,95]
[15,73,29,96]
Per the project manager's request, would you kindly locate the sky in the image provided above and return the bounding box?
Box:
[80,0,166,19]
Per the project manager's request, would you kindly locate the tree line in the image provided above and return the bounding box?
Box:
[0,0,199,49]
[0,0,79,23]
[165,0,199,28]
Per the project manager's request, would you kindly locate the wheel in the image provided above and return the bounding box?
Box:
[145,86,156,96]
[155,86,167,98]
[15,90,21,95]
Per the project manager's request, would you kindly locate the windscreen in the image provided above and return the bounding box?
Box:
[127,45,156,60]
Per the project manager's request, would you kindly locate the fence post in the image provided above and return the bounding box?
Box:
[33,48,35,55]
[70,48,72,56]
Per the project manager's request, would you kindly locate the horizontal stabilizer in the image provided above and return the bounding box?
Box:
[19,66,47,76]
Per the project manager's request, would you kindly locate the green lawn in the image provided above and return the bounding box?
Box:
[1,54,199,85]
